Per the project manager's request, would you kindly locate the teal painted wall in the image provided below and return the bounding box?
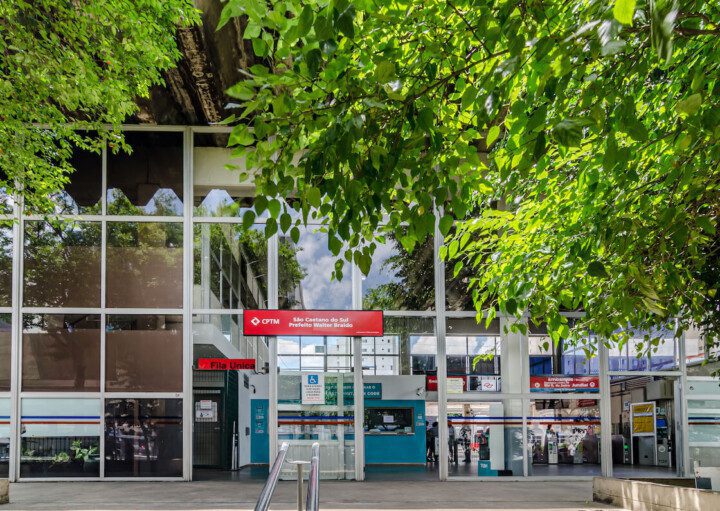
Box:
[249,398,426,465]
[365,400,426,465]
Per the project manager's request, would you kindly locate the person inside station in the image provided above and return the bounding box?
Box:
[427,421,438,462]
[448,421,457,463]
[459,423,472,463]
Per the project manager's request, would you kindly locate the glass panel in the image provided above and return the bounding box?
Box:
[327,337,352,355]
[192,314,266,359]
[0,224,12,307]
[105,315,183,392]
[528,399,601,477]
[689,398,720,468]
[0,171,13,215]
[0,398,8,478]
[193,134,257,217]
[278,373,355,479]
[23,220,101,307]
[22,314,100,391]
[373,356,399,375]
[51,147,103,214]
[362,233,435,310]
[685,325,705,366]
[615,326,678,372]
[278,356,301,371]
[279,226,351,310]
[106,222,183,308]
[278,336,301,354]
[104,398,183,477]
[411,336,437,374]
[447,400,524,477]
[446,337,467,356]
[193,223,268,309]
[0,315,9,391]
[20,398,101,478]
[107,131,183,216]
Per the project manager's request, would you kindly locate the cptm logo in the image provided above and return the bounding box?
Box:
[250,317,280,326]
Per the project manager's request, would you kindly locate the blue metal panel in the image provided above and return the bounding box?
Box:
[250,399,269,464]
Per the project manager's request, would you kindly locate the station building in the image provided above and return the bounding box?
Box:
[0,126,718,483]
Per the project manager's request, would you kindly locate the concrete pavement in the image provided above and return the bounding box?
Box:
[3,480,623,510]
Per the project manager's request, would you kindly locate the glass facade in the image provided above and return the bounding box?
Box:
[0,126,714,483]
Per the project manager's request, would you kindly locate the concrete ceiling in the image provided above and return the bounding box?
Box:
[134,0,256,127]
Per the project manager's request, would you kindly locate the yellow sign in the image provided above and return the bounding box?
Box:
[631,403,655,435]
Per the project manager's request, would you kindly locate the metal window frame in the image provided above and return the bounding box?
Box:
[3,123,700,484]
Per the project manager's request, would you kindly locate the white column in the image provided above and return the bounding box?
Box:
[9,188,22,482]
[599,338,612,477]
[267,233,279,464]
[500,315,525,475]
[434,209,448,480]
[678,327,690,477]
[182,127,193,480]
[351,262,364,480]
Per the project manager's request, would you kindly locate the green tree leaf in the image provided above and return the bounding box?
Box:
[587,261,609,278]
[613,0,636,25]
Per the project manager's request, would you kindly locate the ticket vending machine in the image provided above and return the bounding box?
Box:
[656,415,671,467]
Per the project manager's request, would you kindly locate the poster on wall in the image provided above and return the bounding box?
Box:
[631,402,656,435]
[530,376,599,392]
[301,373,325,405]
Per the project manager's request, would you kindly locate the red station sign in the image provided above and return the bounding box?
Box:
[243,310,384,337]
[197,358,256,370]
[530,375,599,392]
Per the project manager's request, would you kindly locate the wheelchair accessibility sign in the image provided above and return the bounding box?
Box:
[302,373,325,404]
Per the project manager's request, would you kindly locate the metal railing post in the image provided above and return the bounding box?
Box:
[305,443,320,511]
[254,442,289,511]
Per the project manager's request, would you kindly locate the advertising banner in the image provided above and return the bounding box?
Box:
[244,309,383,336]
[197,358,256,370]
[631,402,656,435]
[530,375,599,392]
[301,373,325,405]
[426,375,467,392]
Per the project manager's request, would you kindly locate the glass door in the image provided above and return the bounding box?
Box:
[277,369,356,480]
[447,400,524,478]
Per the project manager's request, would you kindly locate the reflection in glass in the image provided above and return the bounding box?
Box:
[105,315,183,392]
[362,233,435,310]
[279,226,350,310]
[0,170,13,215]
[23,221,101,307]
[22,314,100,391]
[107,131,183,216]
[104,398,183,477]
[50,147,103,214]
[411,336,437,375]
[193,134,259,217]
[528,399,600,476]
[0,315,9,391]
[193,223,267,309]
[192,314,267,363]
[0,225,10,307]
[0,398,8,478]
[20,398,101,478]
[276,337,354,372]
[447,400,524,477]
[107,222,183,308]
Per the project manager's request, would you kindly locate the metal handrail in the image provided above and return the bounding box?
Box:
[305,442,320,511]
[254,442,289,511]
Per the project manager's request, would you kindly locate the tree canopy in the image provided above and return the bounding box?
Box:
[0,0,198,213]
[224,0,720,351]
